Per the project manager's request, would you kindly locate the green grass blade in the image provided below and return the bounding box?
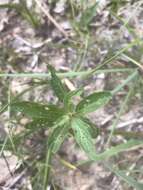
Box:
[88,39,141,77]
[106,164,143,190]
[96,139,143,161]
[107,84,135,145]
[111,70,138,95]
[122,53,143,70]
[0,68,134,78]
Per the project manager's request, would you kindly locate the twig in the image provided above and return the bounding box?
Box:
[117,117,143,128]
[34,0,68,38]
[8,169,27,188]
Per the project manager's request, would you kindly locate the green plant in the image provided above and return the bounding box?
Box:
[1,65,143,189]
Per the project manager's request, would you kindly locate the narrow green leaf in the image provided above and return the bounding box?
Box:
[115,170,143,190]
[11,101,64,119]
[97,139,143,161]
[76,91,112,114]
[106,164,143,190]
[77,140,143,163]
[71,118,96,159]
[48,124,69,154]
[48,65,67,102]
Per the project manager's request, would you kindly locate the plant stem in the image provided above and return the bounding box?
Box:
[43,146,53,190]
[101,128,143,139]
[0,68,134,78]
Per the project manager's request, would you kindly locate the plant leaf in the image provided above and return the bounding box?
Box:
[48,65,67,102]
[82,117,99,138]
[26,119,54,130]
[96,139,143,161]
[11,101,65,119]
[48,124,69,154]
[115,170,143,190]
[106,164,143,190]
[71,117,96,159]
[77,140,143,163]
[76,91,112,114]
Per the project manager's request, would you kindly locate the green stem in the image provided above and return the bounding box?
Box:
[0,68,134,78]
[101,128,143,139]
[111,70,138,95]
[43,146,53,190]
[112,130,143,139]
[0,81,48,115]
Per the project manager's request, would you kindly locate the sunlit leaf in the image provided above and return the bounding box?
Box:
[71,117,96,159]
[77,140,143,162]
[11,101,65,119]
[76,91,112,114]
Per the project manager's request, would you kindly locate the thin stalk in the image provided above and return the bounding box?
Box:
[122,53,143,70]
[86,39,141,78]
[0,82,47,115]
[110,129,143,139]
[0,68,134,78]
[107,77,138,146]
[74,34,89,71]
[111,70,138,95]
[43,146,53,190]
